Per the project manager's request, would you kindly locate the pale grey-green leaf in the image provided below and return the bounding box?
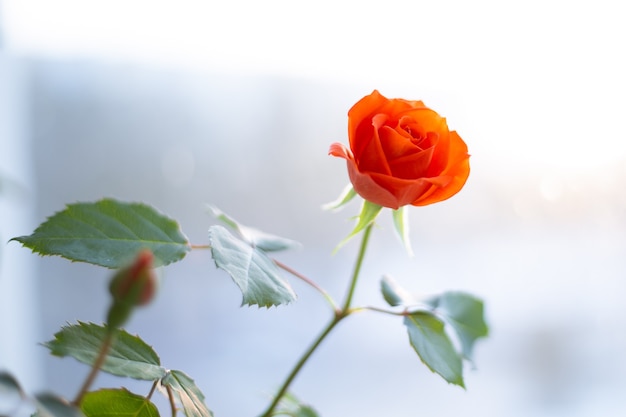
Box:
[207,205,299,252]
[161,370,212,417]
[404,312,464,387]
[209,225,296,307]
[432,292,489,360]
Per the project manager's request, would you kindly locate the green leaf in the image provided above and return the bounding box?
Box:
[207,206,299,252]
[11,198,190,268]
[161,370,213,417]
[322,184,357,211]
[404,312,464,387]
[380,275,415,307]
[43,322,166,380]
[34,393,85,417]
[276,392,320,417]
[430,292,489,360]
[334,200,382,252]
[0,371,23,396]
[81,389,160,417]
[0,371,24,415]
[209,225,296,307]
[392,207,413,256]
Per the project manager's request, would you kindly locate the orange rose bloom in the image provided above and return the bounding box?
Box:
[329,90,470,209]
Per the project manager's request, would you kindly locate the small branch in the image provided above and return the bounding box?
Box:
[355,306,408,316]
[166,384,177,417]
[273,259,339,312]
[147,380,158,400]
[190,244,211,250]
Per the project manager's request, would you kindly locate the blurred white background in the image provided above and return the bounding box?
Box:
[1,1,625,416]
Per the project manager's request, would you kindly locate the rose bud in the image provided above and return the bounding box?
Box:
[109,249,157,306]
[106,250,157,329]
[330,90,470,209]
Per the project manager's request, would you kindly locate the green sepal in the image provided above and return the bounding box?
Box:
[334,200,382,252]
[322,184,357,211]
[161,370,213,417]
[392,206,413,256]
[207,205,299,252]
[404,311,465,387]
[81,389,160,417]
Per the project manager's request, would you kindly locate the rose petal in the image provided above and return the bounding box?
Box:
[348,90,387,158]
[355,127,392,175]
[328,142,353,159]
[412,131,470,206]
[378,126,422,161]
[344,158,402,208]
[388,146,434,179]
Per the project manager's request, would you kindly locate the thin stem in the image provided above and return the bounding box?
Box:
[190,244,211,250]
[258,317,344,417]
[147,380,158,400]
[274,259,339,312]
[354,306,408,316]
[166,384,177,417]
[258,224,375,417]
[73,329,115,406]
[341,224,374,312]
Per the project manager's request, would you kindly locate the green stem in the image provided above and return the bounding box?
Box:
[258,317,344,417]
[73,329,116,406]
[341,223,373,312]
[274,259,339,313]
[258,223,374,417]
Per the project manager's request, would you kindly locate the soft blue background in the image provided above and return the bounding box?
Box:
[1,1,625,416]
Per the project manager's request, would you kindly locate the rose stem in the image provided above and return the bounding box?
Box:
[258,224,374,417]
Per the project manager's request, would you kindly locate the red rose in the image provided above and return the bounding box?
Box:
[329,90,470,209]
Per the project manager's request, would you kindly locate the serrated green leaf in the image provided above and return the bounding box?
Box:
[322,184,357,211]
[11,199,190,268]
[34,393,85,417]
[161,370,212,417]
[81,389,160,417]
[380,275,415,307]
[43,322,166,380]
[207,206,299,252]
[209,225,296,307]
[392,207,413,256]
[404,312,464,387]
[431,292,489,360]
[334,200,382,252]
